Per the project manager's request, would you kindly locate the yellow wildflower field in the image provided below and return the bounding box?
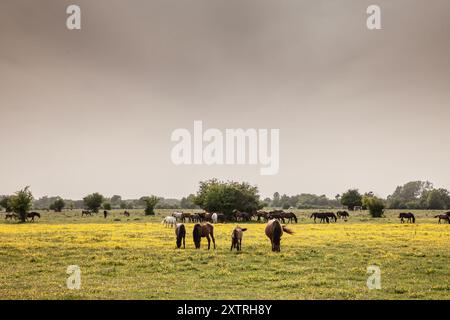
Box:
[0,215,449,299]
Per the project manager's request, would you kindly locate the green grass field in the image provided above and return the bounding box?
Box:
[0,209,449,300]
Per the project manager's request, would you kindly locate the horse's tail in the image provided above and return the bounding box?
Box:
[176,224,186,248]
[282,226,294,235]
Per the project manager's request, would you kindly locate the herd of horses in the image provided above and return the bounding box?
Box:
[173,219,294,252]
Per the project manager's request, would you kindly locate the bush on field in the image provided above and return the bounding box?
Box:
[83,193,104,213]
[363,196,385,218]
[50,197,65,212]
[9,186,34,222]
[140,195,160,215]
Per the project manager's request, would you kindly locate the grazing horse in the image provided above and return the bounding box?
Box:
[310,212,330,223]
[27,212,41,222]
[192,223,216,250]
[162,216,177,228]
[265,219,294,252]
[103,210,108,219]
[282,212,297,223]
[234,211,252,222]
[230,226,247,251]
[5,213,18,220]
[337,211,349,219]
[434,214,450,224]
[212,213,218,224]
[216,213,226,223]
[81,210,92,217]
[191,214,201,223]
[399,212,415,223]
[181,212,191,223]
[123,211,130,217]
[175,223,186,249]
[256,211,269,222]
[268,211,286,223]
[325,212,337,222]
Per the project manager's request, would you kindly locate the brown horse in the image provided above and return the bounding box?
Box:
[81,210,92,217]
[399,212,415,223]
[103,210,108,219]
[337,211,349,219]
[268,210,286,223]
[5,213,18,220]
[434,214,450,224]
[310,212,329,223]
[181,212,192,223]
[281,212,298,223]
[123,211,130,217]
[255,211,269,222]
[26,212,41,222]
[175,223,186,249]
[230,226,247,251]
[193,223,216,250]
[265,219,293,252]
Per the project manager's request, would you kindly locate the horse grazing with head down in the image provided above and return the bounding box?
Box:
[310,212,329,223]
[434,214,450,224]
[175,223,186,249]
[399,212,415,223]
[230,226,247,251]
[192,223,216,250]
[27,212,41,222]
[337,211,349,219]
[162,216,177,228]
[265,219,293,252]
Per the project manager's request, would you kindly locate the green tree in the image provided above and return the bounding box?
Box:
[423,189,449,210]
[140,195,160,215]
[0,196,12,212]
[83,193,104,213]
[103,202,112,211]
[340,189,363,210]
[387,181,433,209]
[272,192,280,207]
[9,187,34,222]
[194,179,261,219]
[49,197,65,212]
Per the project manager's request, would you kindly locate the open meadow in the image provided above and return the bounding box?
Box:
[0,209,449,300]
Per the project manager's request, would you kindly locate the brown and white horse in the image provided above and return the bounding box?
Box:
[230,226,247,251]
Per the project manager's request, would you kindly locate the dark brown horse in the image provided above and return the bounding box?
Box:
[123,211,130,217]
[399,212,415,223]
[337,211,349,219]
[265,219,294,252]
[175,223,186,249]
[435,214,450,224]
[255,211,269,222]
[193,223,216,250]
[310,212,329,223]
[26,212,41,222]
[268,210,286,223]
[81,210,92,217]
[230,226,247,251]
[5,213,18,220]
[103,210,108,219]
[281,212,298,223]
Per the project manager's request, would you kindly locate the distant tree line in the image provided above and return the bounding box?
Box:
[1,180,449,223]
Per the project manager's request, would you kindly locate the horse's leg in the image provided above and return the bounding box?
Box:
[239,239,242,251]
[211,232,216,249]
[206,235,211,250]
[183,236,185,249]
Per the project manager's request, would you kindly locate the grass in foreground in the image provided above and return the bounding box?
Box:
[0,210,449,299]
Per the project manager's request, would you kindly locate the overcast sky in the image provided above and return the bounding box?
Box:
[1,0,450,200]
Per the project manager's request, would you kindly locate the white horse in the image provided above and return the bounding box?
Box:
[172,212,183,221]
[212,213,218,224]
[162,216,177,228]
